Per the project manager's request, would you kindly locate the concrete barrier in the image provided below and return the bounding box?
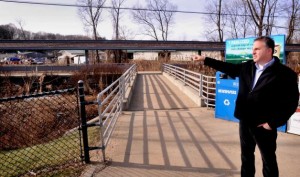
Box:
[122,73,138,110]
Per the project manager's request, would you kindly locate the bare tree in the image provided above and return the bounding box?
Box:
[265,0,278,35]
[0,24,16,39]
[245,0,279,36]
[204,0,226,42]
[245,0,266,36]
[77,0,106,63]
[110,0,126,63]
[216,0,223,41]
[224,2,238,39]
[225,0,251,38]
[110,0,126,40]
[132,0,177,41]
[15,18,28,40]
[119,26,136,40]
[285,0,300,43]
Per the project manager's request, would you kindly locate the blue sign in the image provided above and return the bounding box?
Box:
[215,71,286,132]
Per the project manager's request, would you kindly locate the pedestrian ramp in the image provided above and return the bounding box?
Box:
[82,72,300,177]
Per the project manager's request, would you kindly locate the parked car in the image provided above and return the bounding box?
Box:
[31,58,45,65]
[6,57,22,64]
[9,57,21,61]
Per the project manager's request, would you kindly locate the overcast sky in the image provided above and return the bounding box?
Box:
[0,0,208,40]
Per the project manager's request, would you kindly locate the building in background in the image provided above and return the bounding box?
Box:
[126,50,199,61]
[58,50,86,65]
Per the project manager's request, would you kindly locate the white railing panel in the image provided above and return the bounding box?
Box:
[96,64,137,152]
[163,63,216,107]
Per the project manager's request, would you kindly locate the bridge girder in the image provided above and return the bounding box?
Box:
[0,40,224,51]
[0,40,300,52]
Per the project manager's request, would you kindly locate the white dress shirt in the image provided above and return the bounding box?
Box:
[252,58,275,89]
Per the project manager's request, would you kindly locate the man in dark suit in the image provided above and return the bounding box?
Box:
[193,36,299,177]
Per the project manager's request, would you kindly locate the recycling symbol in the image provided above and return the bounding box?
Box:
[224,99,230,106]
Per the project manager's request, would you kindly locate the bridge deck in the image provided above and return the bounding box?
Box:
[83,72,300,177]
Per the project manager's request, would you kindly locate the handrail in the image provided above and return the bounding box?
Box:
[78,64,137,163]
[163,63,216,107]
[96,64,136,161]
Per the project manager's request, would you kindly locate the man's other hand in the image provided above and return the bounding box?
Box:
[258,123,272,130]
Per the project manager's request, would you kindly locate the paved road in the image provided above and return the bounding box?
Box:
[81,72,300,177]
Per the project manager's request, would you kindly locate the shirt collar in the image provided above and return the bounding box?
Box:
[255,58,275,70]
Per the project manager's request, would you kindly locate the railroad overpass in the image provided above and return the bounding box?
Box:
[1,40,300,51]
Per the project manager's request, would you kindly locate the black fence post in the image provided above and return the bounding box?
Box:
[78,80,90,163]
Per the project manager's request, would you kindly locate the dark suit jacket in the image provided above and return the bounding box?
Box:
[204,56,299,129]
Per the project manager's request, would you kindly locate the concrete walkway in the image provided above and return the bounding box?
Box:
[86,72,300,177]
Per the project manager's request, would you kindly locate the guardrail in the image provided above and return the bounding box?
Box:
[78,64,137,163]
[163,64,216,107]
[0,63,133,76]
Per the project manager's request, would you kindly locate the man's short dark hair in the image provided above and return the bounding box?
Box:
[254,36,275,54]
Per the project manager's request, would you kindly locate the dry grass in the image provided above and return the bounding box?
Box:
[0,130,83,177]
[0,93,79,150]
[287,52,300,74]
[130,52,300,75]
[0,92,84,177]
[130,60,163,71]
[130,59,217,75]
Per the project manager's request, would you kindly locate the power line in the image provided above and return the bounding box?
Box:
[1,0,299,31]
[0,0,291,18]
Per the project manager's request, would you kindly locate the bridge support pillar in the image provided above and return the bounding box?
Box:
[85,50,89,65]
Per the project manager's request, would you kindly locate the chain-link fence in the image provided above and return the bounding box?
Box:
[0,88,83,177]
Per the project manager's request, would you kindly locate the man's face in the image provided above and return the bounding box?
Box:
[252,40,273,64]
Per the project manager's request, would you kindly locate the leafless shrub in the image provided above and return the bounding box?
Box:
[69,64,126,94]
[130,59,216,75]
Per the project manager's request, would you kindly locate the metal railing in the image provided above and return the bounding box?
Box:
[163,64,216,107]
[78,64,137,163]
